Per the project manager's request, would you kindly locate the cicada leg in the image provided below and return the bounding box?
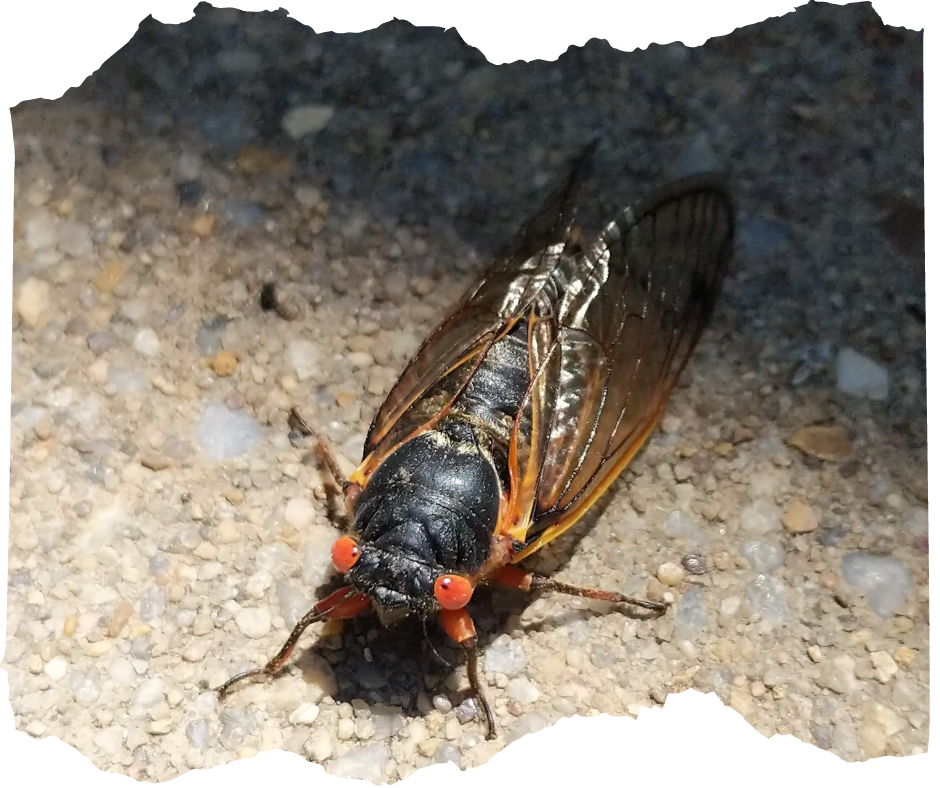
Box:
[216,586,370,700]
[438,608,497,741]
[487,565,667,615]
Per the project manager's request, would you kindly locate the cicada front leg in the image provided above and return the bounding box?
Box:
[217,586,370,700]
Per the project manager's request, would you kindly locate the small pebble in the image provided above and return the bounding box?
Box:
[133,328,160,357]
[188,214,217,238]
[681,552,707,574]
[484,635,527,676]
[210,349,239,377]
[841,552,912,618]
[656,562,685,586]
[183,639,211,662]
[787,425,855,462]
[287,340,320,381]
[305,731,333,762]
[17,277,52,328]
[782,500,818,533]
[94,260,126,293]
[507,676,541,704]
[282,104,335,140]
[893,646,916,669]
[285,496,316,529]
[289,702,321,725]
[870,651,899,683]
[836,348,889,400]
[235,608,272,639]
[108,599,134,638]
[43,655,68,681]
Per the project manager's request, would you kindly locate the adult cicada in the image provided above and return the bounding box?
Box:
[218,142,734,738]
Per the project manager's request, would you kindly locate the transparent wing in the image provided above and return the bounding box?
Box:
[510,175,734,560]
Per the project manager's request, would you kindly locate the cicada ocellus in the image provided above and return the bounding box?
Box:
[218,142,734,738]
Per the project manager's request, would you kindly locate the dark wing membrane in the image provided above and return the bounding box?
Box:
[512,175,734,558]
[360,143,597,466]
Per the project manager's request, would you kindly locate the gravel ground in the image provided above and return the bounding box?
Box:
[6,3,927,783]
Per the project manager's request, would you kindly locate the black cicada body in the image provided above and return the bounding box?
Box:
[218,142,735,739]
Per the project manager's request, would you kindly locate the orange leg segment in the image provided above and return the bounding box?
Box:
[438,607,496,740]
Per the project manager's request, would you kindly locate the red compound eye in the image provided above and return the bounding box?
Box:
[331,536,361,573]
[433,574,474,610]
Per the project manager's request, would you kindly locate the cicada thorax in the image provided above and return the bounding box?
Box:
[340,322,535,619]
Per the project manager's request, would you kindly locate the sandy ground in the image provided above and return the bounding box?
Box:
[5,3,927,783]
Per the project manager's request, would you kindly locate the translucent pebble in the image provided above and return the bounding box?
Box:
[108,657,136,686]
[326,743,391,781]
[192,692,218,717]
[567,618,590,646]
[244,569,273,599]
[135,677,165,708]
[133,328,160,357]
[25,209,57,250]
[450,698,477,725]
[108,367,147,394]
[740,499,782,536]
[186,719,211,749]
[433,743,461,766]
[836,348,889,400]
[235,608,272,639]
[719,595,741,618]
[674,586,709,640]
[276,580,310,627]
[254,541,294,572]
[219,708,256,750]
[196,317,227,356]
[664,510,709,545]
[69,672,100,704]
[196,403,264,460]
[149,553,171,576]
[507,676,541,704]
[484,635,527,676]
[285,496,316,529]
[93,726,125,754]
[841,553,912,618]
[125,636,150,661]
[139,586,167,621]
[746,575,787,624]
[372,707,405,739]
[741,540,786,574]
[287,340,320,381]
[58,220,93,257]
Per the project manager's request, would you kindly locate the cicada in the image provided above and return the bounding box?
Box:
[218,142,734,738]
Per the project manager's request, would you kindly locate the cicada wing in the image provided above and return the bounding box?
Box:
[355,143,596,483]
[510,175,734,561]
